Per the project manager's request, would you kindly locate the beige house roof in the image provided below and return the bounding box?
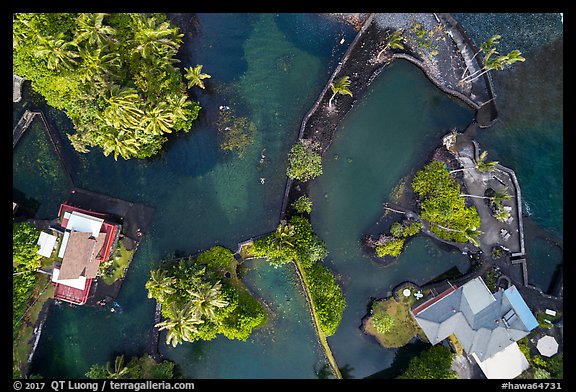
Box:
[58,231,106,280]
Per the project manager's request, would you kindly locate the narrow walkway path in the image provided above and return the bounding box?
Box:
[291,260,343,379]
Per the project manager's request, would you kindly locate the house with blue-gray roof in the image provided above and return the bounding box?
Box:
[411,277,538,378]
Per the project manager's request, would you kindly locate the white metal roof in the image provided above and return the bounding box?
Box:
[37,231,57,258]
[51,267,87,290]
[472,342,529,379]
[66,211,104,237]
[58,231,70,258]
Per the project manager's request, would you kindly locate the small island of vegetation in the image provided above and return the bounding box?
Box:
[146,246,266,347]
[251,215,346,336]
[362,284,426,348]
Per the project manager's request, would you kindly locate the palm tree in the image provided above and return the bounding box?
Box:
[460,188,511,202]
[106,355,130,379]
[462,227,483,247]
[101,131,140,161]
[184,64,211,89]
[166,94,193,123]
[102,86,145,129]
[34,33,80,71]
[141,103,175,135]
[493,206,511,223]
[78,47,122,85]
[274,220,295,250]
[377,29,404,61]
[450,151,498,174]
[475,151,499,173]
[328,76,353,110]
[75,13,117,47]
[155,302,204,347]
[187,280,229,322]
[432,223,483,247]
[460,34,501,79]
[132,15,183,60]
[461,49,525,84]
[146,269,177,301]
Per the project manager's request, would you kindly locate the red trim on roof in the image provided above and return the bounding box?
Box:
[98,223,116,261]
[52,274,93,305]
[412,284,459,316]
[59,203,108,221]
[53,203,120,305]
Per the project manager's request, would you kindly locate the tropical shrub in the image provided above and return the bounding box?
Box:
[292,195,313,214]
[302,261,346,336]
[372,311,395,334]
[400,345,457,379]
[412,160,481,243]
[195,245,235,268]
[286,140,323,182]
[375,238,405,257]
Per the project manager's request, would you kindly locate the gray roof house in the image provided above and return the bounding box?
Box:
[411,277,538,363]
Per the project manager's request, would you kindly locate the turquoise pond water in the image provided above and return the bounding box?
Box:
[308,59,474,378]
[14,13,562,379]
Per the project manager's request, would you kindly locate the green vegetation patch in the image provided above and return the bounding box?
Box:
[286,139,323,182]
[13,13,201,160]
[100,239,135,285]
[146,246,266,347]
[364,293,424,348]
[292,195,313,214]
[412,160,481,244]
[370,220,421,258]
[13,275,55,378]
[253,215,345,336]
[216,107,256,157]
[517,337,563,379]
[86,354,178,379]
[399,345,457,379]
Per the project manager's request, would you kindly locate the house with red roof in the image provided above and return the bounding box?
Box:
[50,203,121,305]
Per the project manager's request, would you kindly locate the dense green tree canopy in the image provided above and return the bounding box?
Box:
[146,247,266,346]
[12,222,43,339]
[13,13,201,160]
[253,215,345,336]
[286,140,323,182]
[412,160,481,244]
[400,345,457,379]
[86,354,177,379]
[13,222,43,271]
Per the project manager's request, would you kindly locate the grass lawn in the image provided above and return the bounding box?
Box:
[364,285,427,348]
[101,240,135,285]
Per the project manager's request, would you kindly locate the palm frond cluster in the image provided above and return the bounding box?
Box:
[13,13,209,160]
